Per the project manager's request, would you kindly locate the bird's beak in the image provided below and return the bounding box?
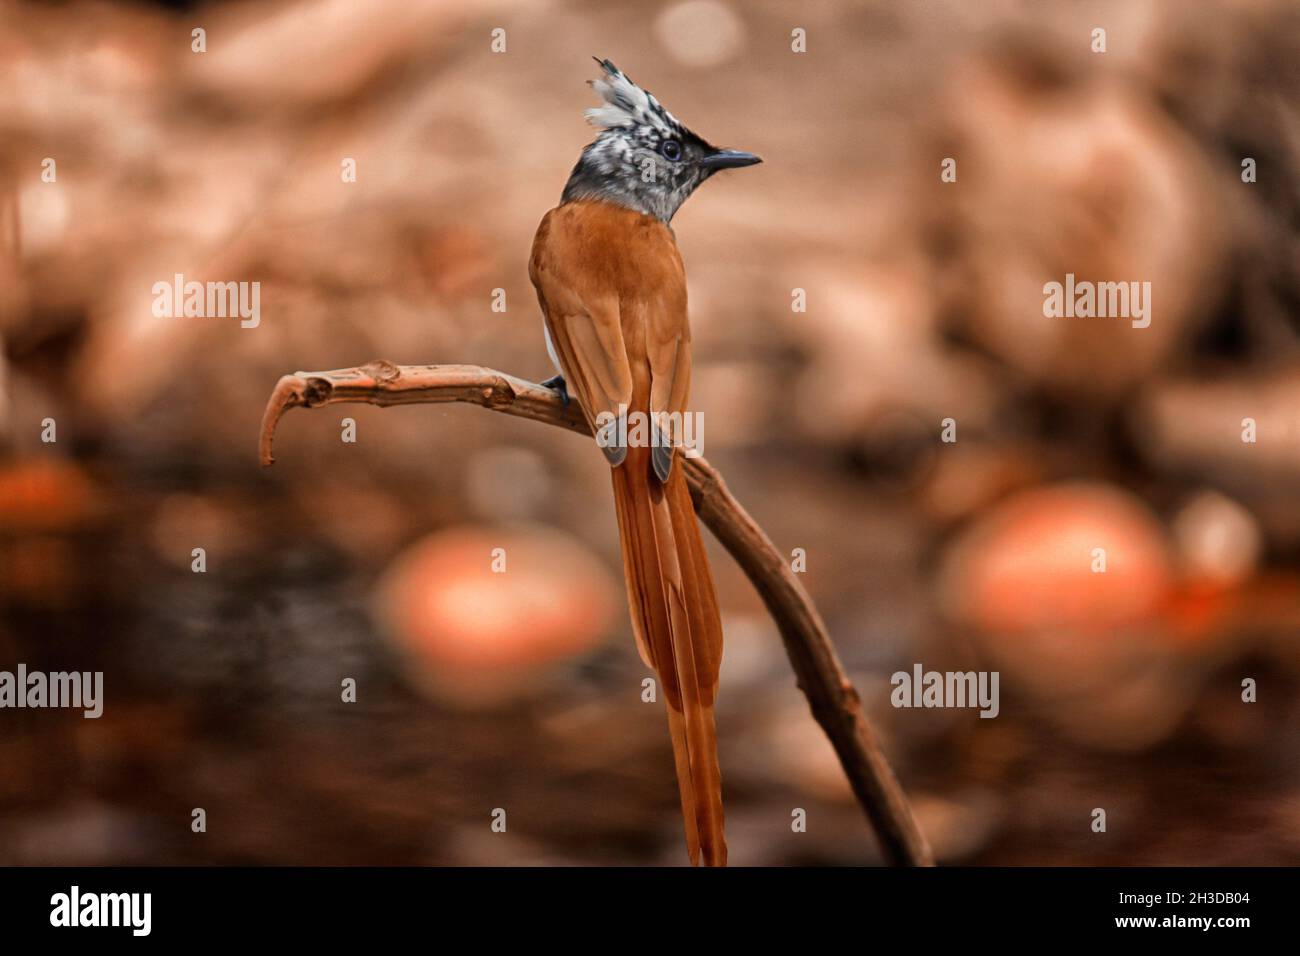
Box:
[700,149,762,170]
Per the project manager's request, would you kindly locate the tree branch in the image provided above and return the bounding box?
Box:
[259,360,934,867]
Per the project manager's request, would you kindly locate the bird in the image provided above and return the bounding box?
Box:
[529,58,761,866]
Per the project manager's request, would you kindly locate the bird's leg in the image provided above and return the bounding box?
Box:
[540,373,570,407]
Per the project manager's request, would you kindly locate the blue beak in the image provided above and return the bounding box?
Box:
[700,149,763,170]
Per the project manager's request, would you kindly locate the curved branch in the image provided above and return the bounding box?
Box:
[259,360,934,867]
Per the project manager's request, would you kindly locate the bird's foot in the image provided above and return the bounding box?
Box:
[541,374,570,407]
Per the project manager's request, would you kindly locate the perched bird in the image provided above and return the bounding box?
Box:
[529,59,760,866]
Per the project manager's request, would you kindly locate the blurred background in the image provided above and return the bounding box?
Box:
[2,0,1299,865]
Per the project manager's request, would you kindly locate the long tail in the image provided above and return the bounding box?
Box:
[610,445,726,866]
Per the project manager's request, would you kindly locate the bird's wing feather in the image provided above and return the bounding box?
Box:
[530,201,726,865]
[529,208,633,445]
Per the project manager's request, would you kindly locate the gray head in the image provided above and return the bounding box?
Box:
[561,58,761,223]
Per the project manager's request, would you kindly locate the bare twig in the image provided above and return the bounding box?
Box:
[259,360,934,867]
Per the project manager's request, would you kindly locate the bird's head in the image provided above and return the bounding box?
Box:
[561,58,761,223]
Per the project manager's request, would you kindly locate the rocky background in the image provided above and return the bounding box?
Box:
[2,0,1299,864]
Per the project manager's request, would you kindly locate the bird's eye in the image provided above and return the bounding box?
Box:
[660,139,682,162]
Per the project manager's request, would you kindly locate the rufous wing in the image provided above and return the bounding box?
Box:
[530,200,726,865]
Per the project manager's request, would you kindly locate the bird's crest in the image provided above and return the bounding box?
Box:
[585,58,683,137]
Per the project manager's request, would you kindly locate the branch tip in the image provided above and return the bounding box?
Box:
[254,361,933,865]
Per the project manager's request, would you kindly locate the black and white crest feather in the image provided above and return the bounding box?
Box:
[562,59,720,223]
[585,59,685,137]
